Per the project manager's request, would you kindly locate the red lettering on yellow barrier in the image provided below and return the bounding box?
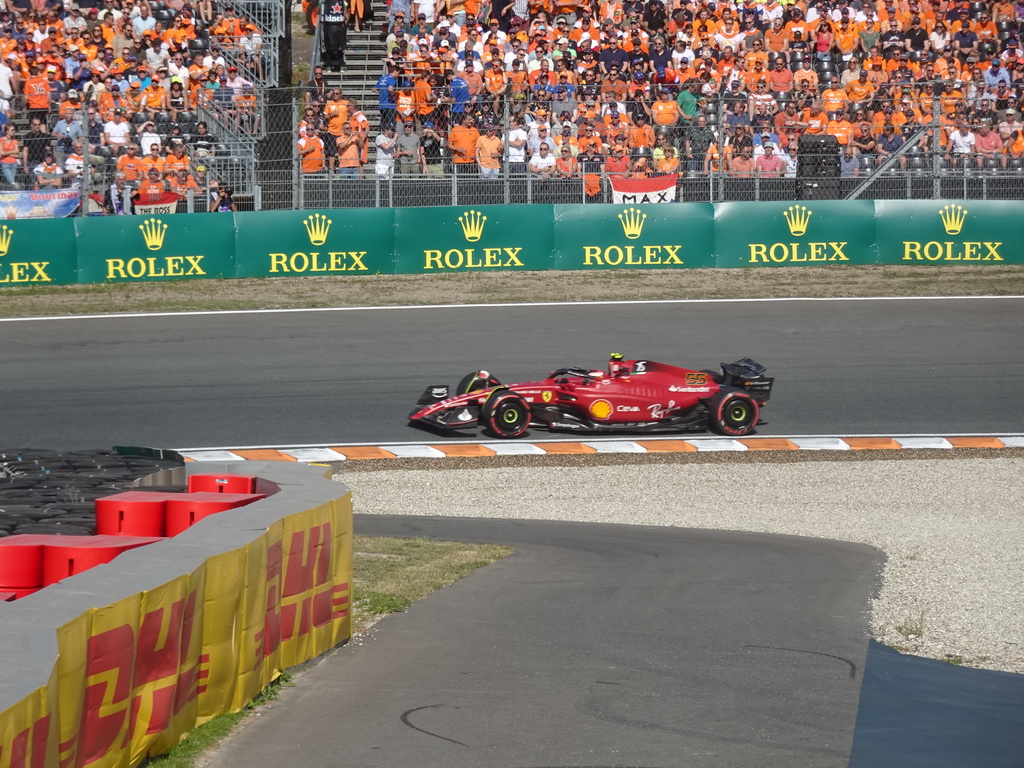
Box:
[281,523,334,640]
[0,714,49,768]
[81,624,134,764]
[256,540,283,667]
[129,591,200,736]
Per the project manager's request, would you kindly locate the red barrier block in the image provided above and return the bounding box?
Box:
[94,491,175,537]
[0,534,60,589]
[187,474,258,494]
[41,535,162,587]
[164,492,266,536]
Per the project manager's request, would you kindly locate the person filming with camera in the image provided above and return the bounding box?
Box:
[210,185,236,212]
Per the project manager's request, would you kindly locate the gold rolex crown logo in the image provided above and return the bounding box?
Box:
[938,204,968,236]
[0,224,12,258]
[783,204,813,237]
[618,207,646,239]
[458,209,487,242]
[303,213,332,246]
[139,217,168,251]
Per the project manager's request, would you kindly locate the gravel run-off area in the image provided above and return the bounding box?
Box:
[338,453,1023,674]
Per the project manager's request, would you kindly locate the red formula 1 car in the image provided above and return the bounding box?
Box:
[409,354,774,439]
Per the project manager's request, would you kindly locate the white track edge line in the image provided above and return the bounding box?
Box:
[2,295,1022,323]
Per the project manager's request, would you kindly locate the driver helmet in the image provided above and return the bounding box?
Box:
[609,352,629,377]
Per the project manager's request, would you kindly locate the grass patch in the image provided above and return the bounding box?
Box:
[2,266,1023,319]
[351,535,513,631]
[146,673,294,768]
[895,611,926,639]
[144,535,511,767]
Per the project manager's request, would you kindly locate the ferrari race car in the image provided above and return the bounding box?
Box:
[409,354,774,439]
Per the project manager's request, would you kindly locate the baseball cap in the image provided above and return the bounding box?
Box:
[422,120,435,128]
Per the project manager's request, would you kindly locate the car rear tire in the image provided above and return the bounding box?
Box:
[708,391,759,436]
[457,370,502,394]
[481,389,531,438]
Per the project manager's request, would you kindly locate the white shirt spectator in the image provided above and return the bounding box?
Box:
[139,129,161,154]
[103,119,132,147]
[202,53,228,69]
[948,127,976,155]
[0,60,13,100]
[375,131,397,176]
[506,126,528,163]
[529,149,555,172]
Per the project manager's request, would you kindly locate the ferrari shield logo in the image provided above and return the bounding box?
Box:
[541,391,553,403]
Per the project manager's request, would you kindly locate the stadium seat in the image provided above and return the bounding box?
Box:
[860,155,877,172]
[908,156,929,173]
[154,9,175,22]
[189,37,209,53]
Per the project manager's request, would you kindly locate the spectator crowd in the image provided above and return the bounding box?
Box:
[0,0,267,214]
[301,0,1024,188]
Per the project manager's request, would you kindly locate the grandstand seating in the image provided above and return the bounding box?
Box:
[297,0,1024,207]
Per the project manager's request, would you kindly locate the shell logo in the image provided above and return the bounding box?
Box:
[589,399,613,420]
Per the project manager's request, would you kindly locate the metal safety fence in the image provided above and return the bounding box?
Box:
[18,83,1024,215]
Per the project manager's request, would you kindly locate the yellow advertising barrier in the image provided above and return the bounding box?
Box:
[0,465,353,768]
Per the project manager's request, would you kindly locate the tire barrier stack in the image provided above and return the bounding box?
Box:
[0,449,183,538]
[0,456,353,768]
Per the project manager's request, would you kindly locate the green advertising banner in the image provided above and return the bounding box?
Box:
[234,208,397,278]
[0,217,77,286]
[393,205,555,274]
[74,213,236,284]
[2,198,1020,290]
[874,200,1024,265]
[553,202,715,270]
[714,200,877,268]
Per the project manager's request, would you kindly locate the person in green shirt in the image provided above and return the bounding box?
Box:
[676,79,702,125]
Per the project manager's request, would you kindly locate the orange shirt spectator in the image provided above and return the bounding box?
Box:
[141,150,166,177]
[298,133,326,173]
[168,171,199,200]
[555,147,578,176]
[802,107,829,134]
[827,115,854,144]
[448,116,480,165]
[116,148,145,183]
[24,72,51,110]
[821,83,849,112]
[137,169,167,200]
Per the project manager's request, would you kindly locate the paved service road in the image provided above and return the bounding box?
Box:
[208,515,883,768]
[1,298,1021,449]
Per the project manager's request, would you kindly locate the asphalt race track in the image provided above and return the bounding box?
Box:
[3,297,1023,766]
[211,515,883,768]
[1,297,1022,449]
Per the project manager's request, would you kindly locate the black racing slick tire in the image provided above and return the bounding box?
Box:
[708,391,760,436]
[481,389,531,438]
[456,370,502,394]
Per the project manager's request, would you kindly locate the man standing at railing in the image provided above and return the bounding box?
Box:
[476,122,503,177]
[375,64,398,131]
[375,125,398,177]
[321,0,349,73]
